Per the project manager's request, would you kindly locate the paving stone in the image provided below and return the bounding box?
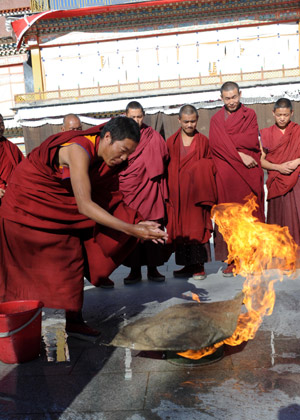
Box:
[1,254,300,419]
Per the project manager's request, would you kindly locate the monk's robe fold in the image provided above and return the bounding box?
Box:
[209,105,265,222]
[260,122,300,200]
[0,136,24,191]
[260,121,300,245]
[118,123,168,221]
[118,123,168,268]
[0,125,141,310]
[166,129,217,245]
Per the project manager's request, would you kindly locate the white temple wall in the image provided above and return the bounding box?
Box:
[40,22,299,91]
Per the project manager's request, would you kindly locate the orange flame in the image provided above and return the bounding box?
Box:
[178,194,298,360]
[191,292,201,303]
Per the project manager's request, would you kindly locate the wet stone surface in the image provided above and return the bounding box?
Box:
[1,255,300,419]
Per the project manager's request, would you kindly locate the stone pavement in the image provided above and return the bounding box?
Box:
[1,253,300,420]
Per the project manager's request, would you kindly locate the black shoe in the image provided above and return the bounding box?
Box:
[66,322,101,342]
[147,268,165,282]
[173,266,194,278]
[124,273,142,285]
[99,277,115,289]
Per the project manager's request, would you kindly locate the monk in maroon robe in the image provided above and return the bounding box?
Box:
[166,105,217,280]
[0,114,24,203]
[209,81,265,276]
[119,101,169,284]
[260,97,300,246]
[0,117,167,337]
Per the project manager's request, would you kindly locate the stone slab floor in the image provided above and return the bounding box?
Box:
[0,253,300,420]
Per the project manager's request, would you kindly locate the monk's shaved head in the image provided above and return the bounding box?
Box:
[101,116,140,144]
[220,81,240,95]
[178,104,198,137]
[272,97,293,130]
[125,101,145,128]
[179,104,198,119]
[125,101,145,115]
[220,81,241,113]
[62,114,82,132]
[274,98,293,111]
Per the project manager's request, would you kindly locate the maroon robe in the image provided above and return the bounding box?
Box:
[166,129,217,251]
[0,137,24,198]
[209,104,265,260]
[119,124,168,267]
[0,125,141,311]
[119,124,168,220]
[260,122,300,245]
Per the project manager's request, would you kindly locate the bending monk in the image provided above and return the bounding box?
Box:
[260,98,300,245]
[209,81,265,276]
[61,113,116,291]
[166,104,217,280]
[0,117,167,337]
[0,114,24,203]
[119,101,169,285]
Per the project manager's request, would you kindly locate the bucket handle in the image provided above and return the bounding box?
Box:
[0,308,43,338]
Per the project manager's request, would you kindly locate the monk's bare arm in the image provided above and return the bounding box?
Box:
[0,188,5,198]
[59,144,168,241]
[260,145,296,175]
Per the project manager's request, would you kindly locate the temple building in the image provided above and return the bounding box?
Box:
[3,0,300,151]
[0,1,31,153]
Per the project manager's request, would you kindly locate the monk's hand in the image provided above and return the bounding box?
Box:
[277,162,296,175]
[132,221,168,244]
[238,152,258,169]
[0,188,5,199]
[285,159,300,172]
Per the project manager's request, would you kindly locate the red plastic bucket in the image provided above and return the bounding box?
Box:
[0,300,44,364]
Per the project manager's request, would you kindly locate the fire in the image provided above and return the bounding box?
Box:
[191,292,201,303]
[178,194,298,360]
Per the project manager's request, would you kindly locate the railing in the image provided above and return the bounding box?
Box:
[30,0,50,12]
[14,66,300,104]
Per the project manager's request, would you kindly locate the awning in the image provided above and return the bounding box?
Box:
[11,0,176,49]
[12,11,55,49]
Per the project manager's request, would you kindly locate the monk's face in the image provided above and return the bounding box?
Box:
[178,113,198,136]
[221,88,241,113]
[62,116,82,132]
[126,108,144,128]
[100,132,137,167]
[273,107,293,130]
[0,118,4,137]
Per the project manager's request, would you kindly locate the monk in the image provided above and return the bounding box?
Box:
[61,113,82,131]
[260,98,300,245]
[0,117,167,338]
[61,113,119,290]
[166,104,217,280]
[209,81,265,276]
[0,114,24,203]
[119,101,169,284]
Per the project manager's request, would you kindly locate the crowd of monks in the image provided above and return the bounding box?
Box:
[0,81,299,339]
